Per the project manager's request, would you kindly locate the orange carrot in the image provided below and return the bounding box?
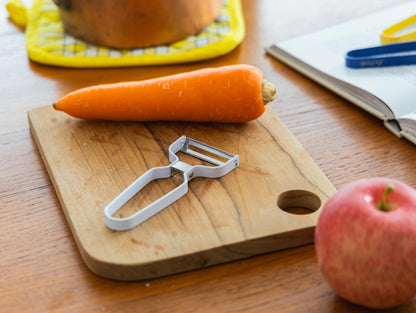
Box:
[53,64,276,123]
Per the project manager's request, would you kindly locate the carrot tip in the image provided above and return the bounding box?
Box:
[261,79,276,105]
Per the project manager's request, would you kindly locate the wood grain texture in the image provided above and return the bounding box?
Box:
[2,0,416,311]
[28,105,335,280]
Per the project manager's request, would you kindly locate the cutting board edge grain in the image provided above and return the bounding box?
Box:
[81,226,317,281]
[27,105,336,281]
[28,112,85,246]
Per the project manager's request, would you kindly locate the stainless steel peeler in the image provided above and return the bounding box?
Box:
[104,136,239,231]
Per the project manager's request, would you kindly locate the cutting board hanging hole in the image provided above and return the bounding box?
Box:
[277,190,321,215]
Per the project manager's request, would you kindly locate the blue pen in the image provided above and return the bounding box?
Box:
[345,41,416,68]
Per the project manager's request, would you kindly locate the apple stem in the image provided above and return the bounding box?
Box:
[377,184,395,212]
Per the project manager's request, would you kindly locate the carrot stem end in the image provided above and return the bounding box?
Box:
[261,79,276,105]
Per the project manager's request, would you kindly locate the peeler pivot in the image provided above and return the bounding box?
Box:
[104,136,239,231]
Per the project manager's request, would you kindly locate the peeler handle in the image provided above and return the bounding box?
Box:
[104,163,190,231]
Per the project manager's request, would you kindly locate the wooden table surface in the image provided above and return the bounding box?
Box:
[2,0,416,312]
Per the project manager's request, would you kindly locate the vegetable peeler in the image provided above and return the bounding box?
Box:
[345,41,416,68]
[104,136,239,231]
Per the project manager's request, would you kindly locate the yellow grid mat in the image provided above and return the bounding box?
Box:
[8,0,245,67]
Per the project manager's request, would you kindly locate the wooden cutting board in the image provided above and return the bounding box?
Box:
[28,105,335,281]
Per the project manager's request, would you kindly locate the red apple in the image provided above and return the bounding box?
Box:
[315,177,416,309]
